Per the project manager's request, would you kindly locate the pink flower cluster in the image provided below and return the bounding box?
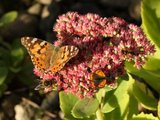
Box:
[34,12,155,98]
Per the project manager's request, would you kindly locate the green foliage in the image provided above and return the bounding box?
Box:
[131,112,159,120]
[72,97,99,118]
[126,62,160,93]
[141,0,160,49]
[59,92,98,120]
[0,11,17,27]
[131,81,157,110]
[0,11,36,96]
[0,37,34,96]
[0,11,34,96]
[59,92,79,119]
[102,75,134,113]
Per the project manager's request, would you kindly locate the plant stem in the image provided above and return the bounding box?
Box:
[96,107,104,120]
[96,90,106,120]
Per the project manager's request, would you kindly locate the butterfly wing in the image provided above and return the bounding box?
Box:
[21,37,79,74]
[21,37,55,73]
[48,45,79,73]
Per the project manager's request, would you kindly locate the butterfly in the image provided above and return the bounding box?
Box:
[90,69,107,89]
[21,37,79,76]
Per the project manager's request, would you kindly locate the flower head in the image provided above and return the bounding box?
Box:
[34,12,155,98]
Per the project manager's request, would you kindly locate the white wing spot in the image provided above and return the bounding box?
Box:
[70,52,73,56]
[70,46,74,52]
[31,38,38,43]
[26,37,30,39]
[28,43,31,46]
[40,41,46,46]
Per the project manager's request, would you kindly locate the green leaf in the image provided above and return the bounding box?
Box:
[118,93,130,118]
[0,11,18,27]
[11,39,25,67]
[141,0,160,48]
[102,74,134,113]
[131,82,157,110]
[0,62,8,85]
[131,112,159,120]
[144,57,160,71]
[103,93,129,120]
[151,46,160,59]
[72,97,99,118]
[127,93,138,119]
[59,92,79,119]
[9,66,22,73]
[96,86,116,103]
[125,62,160,93]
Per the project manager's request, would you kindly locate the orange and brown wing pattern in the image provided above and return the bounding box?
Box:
[21,37,79,75]
[48,45,79,73]
[90,69,107,89]
[21,37,55,73]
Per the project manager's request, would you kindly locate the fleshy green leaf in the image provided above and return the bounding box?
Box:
[118,93,130,118]
[59,91,79,119]
[131,82,157,110]
[125,62,160,93]
[131,112,159,120]
[127,93,138,119]
[141,0,160,48]
[108,93,130,119]
[144,58,160,72]
[96,86,116,103]
[72,97,99,118]
[0,11,18,27]
[102,74,134,113]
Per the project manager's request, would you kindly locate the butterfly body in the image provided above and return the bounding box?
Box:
[21,37,79,75]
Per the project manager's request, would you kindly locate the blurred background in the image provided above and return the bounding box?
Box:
[0,0,141,119]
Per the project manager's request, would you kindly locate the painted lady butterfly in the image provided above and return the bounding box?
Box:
[21,37,79,75]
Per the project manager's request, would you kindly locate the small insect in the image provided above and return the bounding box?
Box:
[90,69,107,89]
[21,37,79,75]
[35,79,57,93]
